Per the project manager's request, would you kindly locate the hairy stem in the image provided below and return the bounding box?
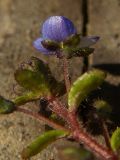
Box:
[100,118,111,149]
[62,57,71,94]
[47,98,118,159]
[67,111,118,160]
[16,100,117,160]
[16,107,68,132]
[48,97,69,121]
[73,129,117,160]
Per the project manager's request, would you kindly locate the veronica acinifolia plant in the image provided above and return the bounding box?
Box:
[0,16,119,160]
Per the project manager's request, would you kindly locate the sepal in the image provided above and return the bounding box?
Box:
[41,40,60,51]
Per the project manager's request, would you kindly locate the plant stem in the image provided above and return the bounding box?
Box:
[48,97,69,121]
[100,118,111,149]
[62,56,71,94]
[73,129,117,160]
[16,107,68,132]
[47,98,118,159]
[67,111,118,160]
[16,102,118,160]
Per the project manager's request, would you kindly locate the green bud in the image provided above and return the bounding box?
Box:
[0,96,15,114]
[93,100,112,119]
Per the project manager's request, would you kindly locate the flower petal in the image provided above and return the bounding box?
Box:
[42,16,77,42]
[79,36,100,48]
[33,38,50,54]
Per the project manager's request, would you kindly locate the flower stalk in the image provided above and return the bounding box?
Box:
[62,56,71,94]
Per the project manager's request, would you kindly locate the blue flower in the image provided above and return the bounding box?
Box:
[41,16,77,42]
[33,16,77,54]
[33,16,100,55]
[33,38,50,54]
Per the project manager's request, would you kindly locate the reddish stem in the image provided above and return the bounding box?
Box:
[46,97,118,160]
[73,129,117,160]
[48,97,69,121]
[16,107,68,132]
[16,104,118,160]
[67,111,118,160]
[100,118,111,149]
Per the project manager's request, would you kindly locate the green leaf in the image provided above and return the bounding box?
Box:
[15,69,50,93]
[93,100,112,119]
[31,57,66,96]
[21,130,69,159]
[0,96,15,114]
[68,70,106,111]
[13,91,42,106]
[30,57,51,74]
[15,57,66,98]
[110,127,120,151]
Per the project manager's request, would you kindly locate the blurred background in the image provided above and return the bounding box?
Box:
[0,0,120,159]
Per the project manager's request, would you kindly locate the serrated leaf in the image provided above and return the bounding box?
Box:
[21,130,69,159]
[68,70,106,111]
[15,57,66,97]
[110,128,120,151]
[31,57,66,96]
[0,96,15,114]
[30,57,51,74]
[15,69,50,93]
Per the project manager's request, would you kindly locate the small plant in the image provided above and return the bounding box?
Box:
[0,16,119,160]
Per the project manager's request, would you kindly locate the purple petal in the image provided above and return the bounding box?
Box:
[42,16,77,42]
[33,38,50,54]
[79,36,100,48]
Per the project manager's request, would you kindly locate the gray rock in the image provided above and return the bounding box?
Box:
[88,0,120,122]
